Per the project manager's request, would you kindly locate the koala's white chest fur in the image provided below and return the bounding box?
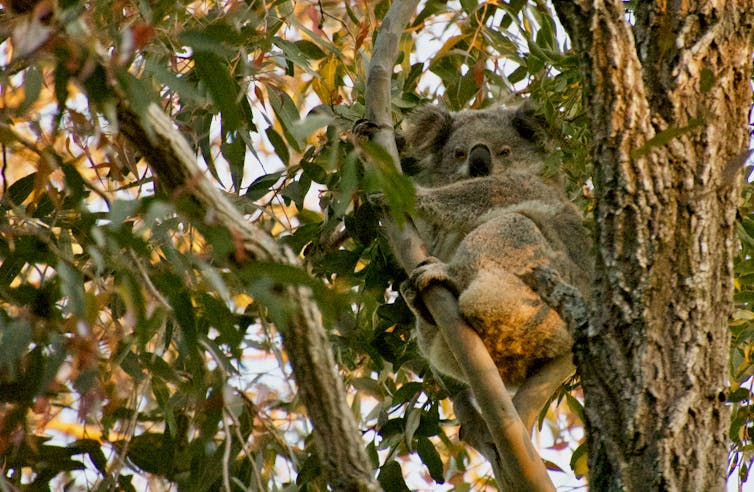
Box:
[400,104,592,389]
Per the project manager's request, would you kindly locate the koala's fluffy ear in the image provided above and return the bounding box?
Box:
[402,105,454,157]
[511,102,548,144]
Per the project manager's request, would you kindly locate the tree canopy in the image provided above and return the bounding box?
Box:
[1,0,753,490]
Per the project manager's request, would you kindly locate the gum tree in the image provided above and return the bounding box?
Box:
[2,1,754,490]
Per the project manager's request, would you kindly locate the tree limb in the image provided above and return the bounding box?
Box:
[115,102,378,491]
[363,1,555,489]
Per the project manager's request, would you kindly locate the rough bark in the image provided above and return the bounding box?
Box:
[115,103,377,491]
[362,1,556,490]
[553,1,754,489]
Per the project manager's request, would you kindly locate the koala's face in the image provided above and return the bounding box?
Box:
[403,105,548,187]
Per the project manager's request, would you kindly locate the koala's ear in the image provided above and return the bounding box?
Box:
[403,105,454,156]
[511,101,548,143]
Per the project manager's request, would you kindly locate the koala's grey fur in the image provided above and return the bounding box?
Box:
[399,104,592,427]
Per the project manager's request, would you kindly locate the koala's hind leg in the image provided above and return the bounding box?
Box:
[458,268,573,431]
[512,354,574,431]
[457,269,571,371]
[400,257,459,325]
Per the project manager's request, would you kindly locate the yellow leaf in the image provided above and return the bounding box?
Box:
[233,293,254,310]
[320,56,337,93]
[434,34,467,59]
[572,450,588,478]
[733,309,754,321]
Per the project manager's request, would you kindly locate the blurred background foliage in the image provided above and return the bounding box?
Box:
[0,0,750,490]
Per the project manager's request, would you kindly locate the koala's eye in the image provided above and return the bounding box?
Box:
[497,145,512,157]
[454,148,467,160]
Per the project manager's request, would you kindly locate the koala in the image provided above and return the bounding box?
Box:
[399,104,592,430]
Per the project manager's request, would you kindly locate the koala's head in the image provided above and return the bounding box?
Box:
[401,103,549,187]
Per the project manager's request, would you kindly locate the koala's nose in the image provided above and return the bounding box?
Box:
[468,144,491,177]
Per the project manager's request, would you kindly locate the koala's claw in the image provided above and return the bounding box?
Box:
[400,257,458,325]
[366,192,386,210]
[352,119,391,142]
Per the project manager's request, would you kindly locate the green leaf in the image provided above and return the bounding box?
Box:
[178,31,236,58]
[114,68,156,125]
[62,164,87,202]
[507,65,529,84]
[54,61,70,113]
[404,407,421,445]
[0,321,32,376]
[146,58,202,105]
[70,439,108,475]
[18,66,43,114]
[119,349,145,381]
[168,287,197,346]
[331,153,359,217]
[377,461,409,492]
[0,254,24,289]
[313,249,360,278]
[245,171,283,201]
[729,387,751,403]
[459,0,477,15]
[296,454,322,486]
[740,224,754,250]
[301,159,327,184]
[265,127,290,166]
[83,64,111,107]
[416,436,444,483]
[273,37,314,73]
[290,111,331,146]
[221,132,246,193]
[122,432,176,476]
[295,39,326,60]
[376,300,413,326]
[281,173,311,209]
[267,86,302,152]
[140,352,180,384]
[6,173,36,206]
[535,14,557,51]
[360,142,415,222]
[193,51,242,130]
[391,382,422,407]
[565,392,585,422]
[57,261,86,317]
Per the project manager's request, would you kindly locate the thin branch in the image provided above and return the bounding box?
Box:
[362,0,555,490]
[114,101,378,491]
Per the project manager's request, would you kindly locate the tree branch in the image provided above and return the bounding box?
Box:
[115,102,378,491]
[363,1,555,489]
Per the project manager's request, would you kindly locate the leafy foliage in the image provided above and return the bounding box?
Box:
[730,163,754,486]
[0,0,750,490]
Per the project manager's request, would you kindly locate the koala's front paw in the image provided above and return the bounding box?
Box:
[366,192,386,212]
[352,119,388,143]
[400,257,459,325]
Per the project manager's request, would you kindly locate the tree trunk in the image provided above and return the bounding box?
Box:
[554,2,754,489]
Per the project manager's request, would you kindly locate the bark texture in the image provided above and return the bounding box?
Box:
[554,1,754,489]
[116,103,377,491]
